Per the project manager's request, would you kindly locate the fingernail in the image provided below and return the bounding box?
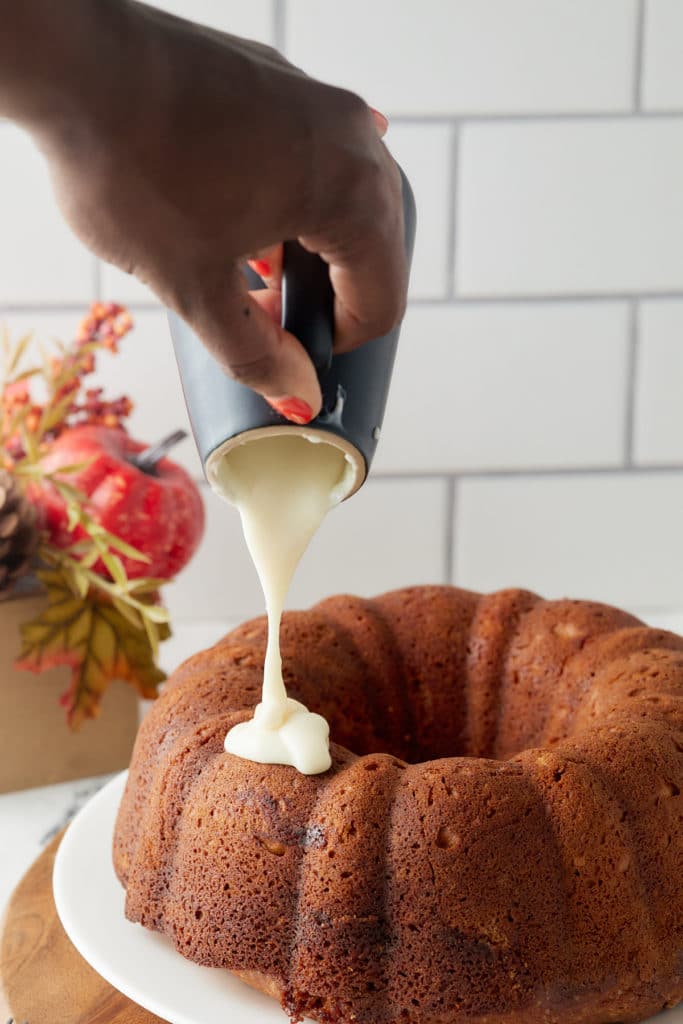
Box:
[249,258,272,279]
[266,396,314,425]
[369,106,389,137]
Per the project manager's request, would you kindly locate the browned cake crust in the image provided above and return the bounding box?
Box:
[113,586,683,1024]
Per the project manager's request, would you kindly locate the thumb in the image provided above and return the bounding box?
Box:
[174,265,322,423]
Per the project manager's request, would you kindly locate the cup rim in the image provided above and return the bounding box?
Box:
[204,425,367,501]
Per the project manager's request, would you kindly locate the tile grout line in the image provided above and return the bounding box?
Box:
[443,476,457,584]
[417,291,683,305]
[7,112,683,129]
[272,0,286,51]
[378,109,683,125]
[357,464,683,484]
[445,121,460,300]
[624,299,640,467]
[5,291,683,315]
[0,303,150,314]
[633,0,647,112]
[192,460,683,500]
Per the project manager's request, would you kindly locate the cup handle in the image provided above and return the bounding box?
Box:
[281,240,334,376]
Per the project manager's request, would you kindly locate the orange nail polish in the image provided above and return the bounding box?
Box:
[266,396,314,424]
[369,106,389,136]
[250,258,272,279]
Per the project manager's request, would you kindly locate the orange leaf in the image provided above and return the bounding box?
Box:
[16,567,168,729]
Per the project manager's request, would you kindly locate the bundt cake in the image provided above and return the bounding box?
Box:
[113,586,683,1024]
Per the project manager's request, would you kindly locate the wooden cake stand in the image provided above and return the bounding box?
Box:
[0,833,165,1023]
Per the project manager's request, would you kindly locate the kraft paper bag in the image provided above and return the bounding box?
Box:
[0,589,139,794]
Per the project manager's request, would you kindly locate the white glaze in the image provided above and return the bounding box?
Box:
[214,433,357,775]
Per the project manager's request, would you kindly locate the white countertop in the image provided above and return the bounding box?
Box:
[3,610,683,918]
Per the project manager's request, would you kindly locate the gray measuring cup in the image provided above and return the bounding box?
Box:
[169,166,416,497]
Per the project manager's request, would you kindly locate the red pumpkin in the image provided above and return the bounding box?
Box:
[34,425,204,580]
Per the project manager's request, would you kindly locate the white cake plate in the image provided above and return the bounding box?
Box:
[53,771,305,1024]
[53,772,682,1024]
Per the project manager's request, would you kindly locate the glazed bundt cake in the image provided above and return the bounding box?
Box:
[113,586,683,1024]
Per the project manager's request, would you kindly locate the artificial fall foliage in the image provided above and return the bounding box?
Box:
[0,304,172,727]
[17,568,170,729]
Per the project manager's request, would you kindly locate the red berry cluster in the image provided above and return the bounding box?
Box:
[77,302,133,352]
[77,388,134,429]
[1,302,135,468]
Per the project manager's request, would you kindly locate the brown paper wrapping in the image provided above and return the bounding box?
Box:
[0,588,139,794]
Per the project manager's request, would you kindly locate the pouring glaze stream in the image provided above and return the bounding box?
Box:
[168,167,416,774]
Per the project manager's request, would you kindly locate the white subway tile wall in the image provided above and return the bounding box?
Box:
[383,124,454,300]
[634,301,683,465]
[287,478,447,609]
[374,302,630,472]
[642,0,683,110]
[285,0,638,115]
[0,126,95,305]
[1,0,682,624]
[163,485,264,623]
[456,119,683,297]
[101,263,157,306]
[140,0,274,41]
[163,477,447,622]
[455,472,683,611]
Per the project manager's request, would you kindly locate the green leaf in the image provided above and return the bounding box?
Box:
[111,595,143,629]
[38,390,77,436]
[101,531,150,564]
[52,479,86,504]
[12,460,43,480]
[72,569,90,600]
[10,366,42,384]
[125,577,167,595]
[46,460,90,476]
[17,563,166,729]
[6,403,30,437]
[141,612,159,658]
[66,603,93,648]
[101,549,127,587]
[63,539,92,555]
[80,547,100,569]
[138,602,170,625]
[20,424,39,463]
[7,332,33,376]
[66,502,81,532]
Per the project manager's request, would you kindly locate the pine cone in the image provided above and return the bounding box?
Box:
[0,469,39,595]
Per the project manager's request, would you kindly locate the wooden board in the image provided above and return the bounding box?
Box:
[0,832,166,1024]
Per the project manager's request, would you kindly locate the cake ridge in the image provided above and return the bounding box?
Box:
[492,597,639,760]
[538,627,683,756]
[514,743,659,993]
[124,710,237,930]
[563,713,682,958]
[466,589,539,758]
[113,585,683,1024]
[347,597,416,759]
[374,586,480,761]
[315,598,412,762]
[285,752,405,1023]
[544,739,661,973]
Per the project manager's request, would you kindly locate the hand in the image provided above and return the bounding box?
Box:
[32,2,408,422]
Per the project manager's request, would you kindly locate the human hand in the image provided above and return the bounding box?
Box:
[33,2,408,422]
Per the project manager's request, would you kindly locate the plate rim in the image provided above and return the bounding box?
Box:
[52,769,294,1024]
[52,771,682,1024]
